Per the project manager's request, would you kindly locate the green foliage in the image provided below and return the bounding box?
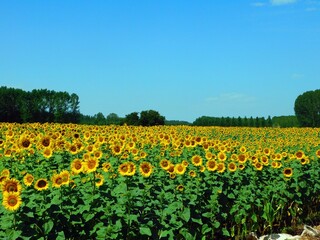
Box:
[139,110,165,126]
[272,116,299,127]
[294,89,320,127]
[124,110,165,126]
[0,86,81,123]
[193,116,273,127]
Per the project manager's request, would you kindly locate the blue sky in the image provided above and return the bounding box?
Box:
[0,0,319,122]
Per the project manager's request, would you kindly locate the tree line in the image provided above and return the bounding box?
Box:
[0,86,80,123]
[1,86,319,127]
[80,110,165,126]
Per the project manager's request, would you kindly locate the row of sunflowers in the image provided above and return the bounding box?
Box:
[0,123,320,239]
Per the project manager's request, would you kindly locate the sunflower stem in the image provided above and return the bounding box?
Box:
[13,211,17,230]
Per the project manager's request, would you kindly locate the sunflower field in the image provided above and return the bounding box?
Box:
[1,123,320,239]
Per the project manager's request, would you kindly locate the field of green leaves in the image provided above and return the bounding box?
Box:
[0,123,320,239]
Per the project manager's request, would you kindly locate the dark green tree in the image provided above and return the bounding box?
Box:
[125,112,140,126]
[106,113,123,125]
[294,89,320,127]
[93,112,106,125]
[0,86,81,123]
[139,110,165,126]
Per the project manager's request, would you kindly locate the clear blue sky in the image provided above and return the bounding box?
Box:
[1,0,319,122]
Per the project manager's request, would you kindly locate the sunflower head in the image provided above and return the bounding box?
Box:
[124,162,136,176]
[216,162,226,173]
[71,158,83,174]
[206,160,217,172]
[118,162,130,176]
[160,159,170,170]
[102,162,112,173]
[228,162,237,172]
[35,178,49,191]
[43,147,53,158]
[254,162,263,171]
[84,158,99,173]
[174,163,186,175]
[2,178,22,193]
[217,152,227,161]
[189,170,197,178]
[23,173,34,187]
[2,191,22,211]
[176,184,184,192]
[283,167,293,178]
[191,155,203,166]
[52,174,63,188]
[139,162,153,177]
[95,173,104,187]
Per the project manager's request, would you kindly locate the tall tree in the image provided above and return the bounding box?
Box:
[139,110,165,126]
[125,112,140,126]
[294,89,320,127]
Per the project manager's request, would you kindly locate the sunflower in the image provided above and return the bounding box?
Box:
[227,162,237,172]
[254,162,263,171]
[169,173,176,179]
[174,163,186,175]
[69,144,78,155]
[19,135,32,149]
[139,162,153,177]
[176,184,184,192]
[23,173,34,186]
[131,148,139,156]
[216,162,226,173]
[182,160,189,167]
[35,178,49,191]
[84,158,99,173]
[316,149,320,158]
[261,156,269,166]
[2,191,22,211]
[52,173,63,188]
[217,152,227,161]
[43,147,53,158]
[191,155,203,166]
[295,150,305,159]
[93,150,103,159]
[167,164,175,173]
[139,151,147,159]
[160,159,171,170]
[283,167,293,178]
[2,178,22,193]
[300,157,309,165]
[112,144,122,155]
[70,158,83,174]
[60,170,70,185]
[39,135,52,148]
[1,169,10,177]
[4,149,12,157]
[0,175,8,184]
[86,144,95,153]
[239,146,247,153]
[271,161,278,169]
[102,162,112,173]
[95,173,104,187]
[205,151,213,160]
[127,141,136,150]
[127,162,136,176]
[189,170,197,178]
[118,162,130,176]
[206,160,217,172]
[238,164,245,170]
[184,140,191,147]
[263,148,271,156]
